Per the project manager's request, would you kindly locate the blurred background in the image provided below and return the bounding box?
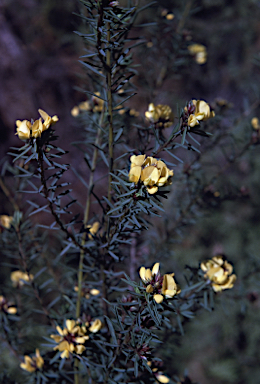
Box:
[1,0,260,383]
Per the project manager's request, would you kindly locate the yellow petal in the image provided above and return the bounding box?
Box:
[251,117,260,130]
[56,325,64,336]
[146,284,154,293]
[66,319,76,332]
[50,334,63,343]
[188,44,206,55]
[145,268,152,281]
[154,294,163,304]
[130,154,146,166]
[156,374,170,384]
[139,266,146,281]
[141,166,160,186]
[20,357,36,373]
[89,221,99,236]
[57,340,70,352]
[71,106,80,116]
[188,114,199,128]
[38,109,59,129]
[75,336,87,344]
[195,100,210,117]
[162,274,177,296]
[212,255,224,266]
[31,119,43,138]
[143,156,156,167]
[74,344,86,354]
[60,349,70,359]
[129,166,141,183]
[90,288,100,295]
[146,185,158,194]
[89,319,102,333]
[7,306,17,314]
[35,349,44,369]
[16,120,31,140]
[0,215,13,229]
[152,263,160,276]
[157,374,170,383]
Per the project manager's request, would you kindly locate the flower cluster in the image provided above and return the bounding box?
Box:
[139,263,180,304]
[188,44,207,64]
[145,103,174,128]
[71,92,104,116]
[0,215,13,229]
[129,155,174,194]
[87,221,100,239]
[11,270,33,288]
[16,109,58,140]
[20,349,44,373]
[182,99,215,129]
[0,295,17,314]
[200,255,236,292]
[50,319,102,359]
[74,285,100,299]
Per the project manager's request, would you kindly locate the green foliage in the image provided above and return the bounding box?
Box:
[1,1,260,383]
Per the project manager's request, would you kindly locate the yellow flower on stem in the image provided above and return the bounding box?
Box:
[0,215,13,229]
[145,103,174,128]
[161,273,181,299]
[74,286,100,299]
[51,319,89,359]
[200,255,236,292]
[0,295,17,314]
[139,263,180,304]
[15,110,58,140]
[89,319,102,333]
[20,349,44,373]
[251,117,260,130]
[11,270,33,288]
[193,99,215,121]
[185,99,215,129]
[139,262,159,284]
[15,120,32,140]
[188,44,207,64]
[38,109,59,130]
[129,155,173,195]
[87,221,99,239]
[92,92,104,112]
[50,318,101,359]
[156,373,170,383]
[187,113,204,128]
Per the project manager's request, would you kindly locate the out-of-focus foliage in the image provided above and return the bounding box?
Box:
[0,0,260,384]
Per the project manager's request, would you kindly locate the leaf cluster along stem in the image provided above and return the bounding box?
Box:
[104,302,146,384]
[15,225,55,328]
[106,21,114,204]
[74,114,103,384]
[37,144,85,252]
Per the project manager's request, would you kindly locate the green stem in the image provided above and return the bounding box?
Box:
[74,111,103,384]
[106,21,113,203]
[75,123,102,319]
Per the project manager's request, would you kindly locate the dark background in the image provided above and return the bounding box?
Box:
[1,1,260,383]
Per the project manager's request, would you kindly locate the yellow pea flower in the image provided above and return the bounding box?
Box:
[11,270,33,288]
[129,155,173,194]
[89,319,102,333]
[0,215,13,229]
[201,255,236,292]
[20,349,44,372]
[145,103,174,128]
[38,109,59,130]
[188,44,207,64]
